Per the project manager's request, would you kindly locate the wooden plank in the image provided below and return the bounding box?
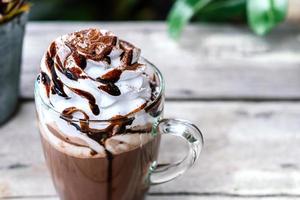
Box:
[21,22,300,100]
[1,101,300,198]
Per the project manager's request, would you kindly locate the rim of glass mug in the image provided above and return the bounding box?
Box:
[34,57,164,122]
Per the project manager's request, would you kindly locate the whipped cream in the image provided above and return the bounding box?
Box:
[36,28,161,155]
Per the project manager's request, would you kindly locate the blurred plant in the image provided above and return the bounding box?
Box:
[168,0,288,38]
[0,0,29,23]
[29,0,172,21]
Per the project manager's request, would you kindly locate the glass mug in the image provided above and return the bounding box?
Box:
[35,58,204,200]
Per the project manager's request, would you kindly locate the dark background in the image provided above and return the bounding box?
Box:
[29,0,173,21]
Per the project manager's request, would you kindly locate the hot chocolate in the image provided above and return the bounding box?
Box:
[39,123,160,200]
[35,28,163,200]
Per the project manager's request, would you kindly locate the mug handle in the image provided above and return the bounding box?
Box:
[150,118,204,185]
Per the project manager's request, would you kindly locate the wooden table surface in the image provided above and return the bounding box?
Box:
[1,22,300,200]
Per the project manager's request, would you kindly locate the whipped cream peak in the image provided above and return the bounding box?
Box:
[38,28,150,119]
[36,28,161,154]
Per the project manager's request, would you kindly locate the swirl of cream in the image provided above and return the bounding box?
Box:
[37,28,154,153]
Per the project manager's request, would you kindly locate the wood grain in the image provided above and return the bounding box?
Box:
[1,101,300,198]
[21,22,300,100]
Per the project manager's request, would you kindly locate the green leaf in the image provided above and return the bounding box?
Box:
[195,0,247,22]
[167,0,212,39]
[247,0,288,35]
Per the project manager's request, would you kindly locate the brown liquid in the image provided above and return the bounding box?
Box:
[39,124,160,200]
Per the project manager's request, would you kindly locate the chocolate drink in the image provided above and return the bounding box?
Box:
[39,122,160,200]
[35,28,164,200]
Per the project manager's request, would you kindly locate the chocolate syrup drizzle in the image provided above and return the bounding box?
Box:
[96,68,122,83]
[39,72,51,98]
[105,149,113,200]
[71,88,100,115]
[45,52,69,98]
[40,30,149,143]
[72,51,87,70]
[39,29,163,142]
[38,29,161,200]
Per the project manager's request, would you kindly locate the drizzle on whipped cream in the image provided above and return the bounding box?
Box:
[36,28,160,154]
